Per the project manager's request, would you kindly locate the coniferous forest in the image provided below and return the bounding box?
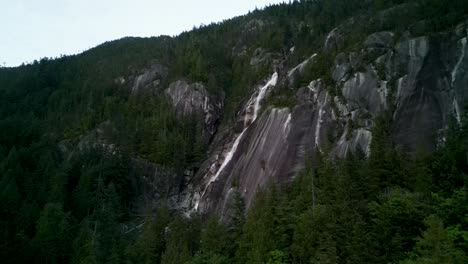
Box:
[1,0,468,263]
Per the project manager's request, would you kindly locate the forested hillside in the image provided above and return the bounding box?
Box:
[1,0,467,263]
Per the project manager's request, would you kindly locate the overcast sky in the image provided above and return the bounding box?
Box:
[0,0,285,67]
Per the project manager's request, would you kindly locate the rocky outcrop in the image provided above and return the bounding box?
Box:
[328,24,468,155]
[249,48,274,69]
[189,105,318,216]
[342,66,386,115]
[389,31,466,152]
[131,159,185,211]
[105,16,468,219]
[324,28,344,53]
[131,64,168,95]
[201,108,293,213]
[364,31,394,49]
[183,73,334,216]
[165,80,224,142]
[288,54,317,85]
[180,20,468,218]
[59,121,118,160]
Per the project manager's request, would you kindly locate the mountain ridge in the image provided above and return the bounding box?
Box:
[1,1,468,263]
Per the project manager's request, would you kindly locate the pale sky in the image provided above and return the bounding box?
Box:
[0,0,285,67]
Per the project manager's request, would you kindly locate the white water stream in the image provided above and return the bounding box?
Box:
[452,37,466,87]
[314,93,328,151]
[193,72,278,211]
[451,37,466,124]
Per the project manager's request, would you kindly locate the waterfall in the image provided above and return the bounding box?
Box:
[452,37,466,87]
[283,114,292,133]
[193,72,278,211]
[253,72,278,121]
[287,54,317,77]
[314,93,328,152]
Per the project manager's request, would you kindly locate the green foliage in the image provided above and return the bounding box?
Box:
[416,0,468,33]
[400,215,467,264]
[299,52,335,87]
[368,112,408,193]
[71,218,99,264]
[267,250,290,264]
[1,1,467,263]
[265,83,296,110]
[369,189,428,262]
[126,207,171,264]
[32,203,72,264]
[236,189,277,263]
[190,217,230,264]
[161,217,194,264]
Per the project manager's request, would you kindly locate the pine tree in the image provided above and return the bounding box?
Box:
[369,188,427,263]
[400,215,467,264]
[161,217,192,264]
[126,206,171,264]
[235,188,278,264]
[191,217,230,264]
[32,203,72,264]
[71,218,99,264]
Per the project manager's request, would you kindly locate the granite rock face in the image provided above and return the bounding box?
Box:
[189,105,319,217]
[330,25,468,156]
[341,66,386,115]
[165,80,224,142]
[179,20,468,218]
[324,28,343,53]
[131,64,168,95]
[130,159,184,211]
[107,18,468,219]
[392,34,468,152]
[364,31,394,49]
[184,76,334,216]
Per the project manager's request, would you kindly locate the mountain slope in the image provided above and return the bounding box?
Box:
[1,0,467,263]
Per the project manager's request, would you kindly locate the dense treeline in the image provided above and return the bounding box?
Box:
[149,114,468,264]
[1,0,468,263]
[1,112,467,263]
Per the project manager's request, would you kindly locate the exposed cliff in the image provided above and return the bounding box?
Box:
[2,1,468,262]
[181,17,468,217]
[101,12,468,218]
[165,80,224,143]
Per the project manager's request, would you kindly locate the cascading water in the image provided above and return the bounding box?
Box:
[448,37,466,126]
[452,37,466,88]
[287,53,317,78]
[192,72,278,211]
[253,72,279,121]
[315,93,328,151]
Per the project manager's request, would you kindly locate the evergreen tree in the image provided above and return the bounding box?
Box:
[32,203,72,264]
[126,206,171,264]
[191,217,230,264]
[71,218,99,264]
[161,217,192,264]
[400,215,467,264]
[369,188,427,263]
